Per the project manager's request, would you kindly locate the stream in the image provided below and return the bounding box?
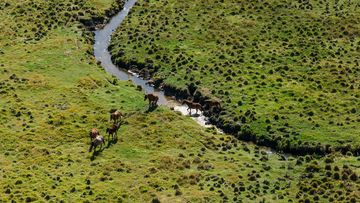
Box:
[93,0,290,158]
[94,0,215,128]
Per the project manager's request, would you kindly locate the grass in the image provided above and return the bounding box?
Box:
[0,0,359,202]
[109,0,360,153]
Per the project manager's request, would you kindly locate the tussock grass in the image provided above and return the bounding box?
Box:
[0,0,359,202]
[110,0,360,152]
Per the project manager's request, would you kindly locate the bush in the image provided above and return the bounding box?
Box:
[306,161,320,172]
[324,157,334,163]
[349,173,358,181]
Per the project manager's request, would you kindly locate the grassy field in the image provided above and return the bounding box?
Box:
[1,0,360,202]
[109,0,360,153]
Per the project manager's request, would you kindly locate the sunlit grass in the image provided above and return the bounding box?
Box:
[0,0,359,202]
[110,0,360,152]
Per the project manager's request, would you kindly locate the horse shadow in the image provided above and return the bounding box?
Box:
[146,104,158,113]
[106,137,118,147]
[90,147,105,161]
[90,135,119,160]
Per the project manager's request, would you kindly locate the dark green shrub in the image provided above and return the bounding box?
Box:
[349,173,357,181]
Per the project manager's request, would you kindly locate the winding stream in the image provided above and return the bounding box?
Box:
[93,0,291,157]
[93,0,214,128]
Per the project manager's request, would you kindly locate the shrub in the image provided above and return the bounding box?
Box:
[324,157,334,163]
[325,171,332,177]
[306,161,320,172]
[349,173,358,181]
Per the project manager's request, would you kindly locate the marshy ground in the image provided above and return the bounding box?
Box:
[0,0,359,202]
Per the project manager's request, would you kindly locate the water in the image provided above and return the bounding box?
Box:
[92,0,295,158]
[93,0,215,128]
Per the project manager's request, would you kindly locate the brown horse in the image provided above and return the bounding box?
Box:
[205,100,221,110]
[144,93,159,107]
[182,100,203,114]
[89,128,100,143]
[106,123,120,141]
[110,110,123,123]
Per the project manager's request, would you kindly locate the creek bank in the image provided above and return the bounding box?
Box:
[80,0,125,31]
[92,0,218,129]
[110,59,360,157]
[91,0,359,157]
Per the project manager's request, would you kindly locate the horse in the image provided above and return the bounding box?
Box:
[205,100,221,110]
[145,80,155,86]
[159,83,165,90]
[139,69,150,79]
[89,135,105,152]
[144,93,159,107]
[182,99,203,114]
[106,123,120,141]
[89,128,100,143]
[110,110,123,123]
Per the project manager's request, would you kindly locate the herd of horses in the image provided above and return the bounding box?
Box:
[88,110,123,152]
[88,93,221,153]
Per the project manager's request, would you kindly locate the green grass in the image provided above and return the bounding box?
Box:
[109,0,360,152]
[0,0,359,202]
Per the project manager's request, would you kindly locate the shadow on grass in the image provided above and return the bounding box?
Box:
[106,137,118,147]
[90,146,105,161]
[146,104,158,113]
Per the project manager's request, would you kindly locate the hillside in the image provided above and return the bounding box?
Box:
[0,0,359,202]
[110,0,360,154]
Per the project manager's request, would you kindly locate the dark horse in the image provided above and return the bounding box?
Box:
[89,135,105,152]
[182,99,203,114]
[205,100,221,110]
[89,128,100,143]
[110,110,123,123]
[144,93,159,107]
[145,79,155,86]
[106,123,120,141]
